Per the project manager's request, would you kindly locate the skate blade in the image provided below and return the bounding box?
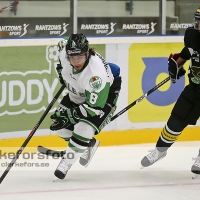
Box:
[192,173,199,179]
[84,140,100,168]
[53,177,58,182]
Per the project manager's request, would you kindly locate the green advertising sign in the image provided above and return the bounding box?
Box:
[0,44,105,134]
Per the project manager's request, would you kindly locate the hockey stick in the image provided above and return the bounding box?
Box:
[0,84,65,184]
[111,76,170,121]
[38,76,170,157]
[0,0,19,13]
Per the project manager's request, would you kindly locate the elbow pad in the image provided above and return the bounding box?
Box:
[179,47,193,60]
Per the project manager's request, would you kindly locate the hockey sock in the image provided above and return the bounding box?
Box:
[156,123,182,152]
[65,131,91,165]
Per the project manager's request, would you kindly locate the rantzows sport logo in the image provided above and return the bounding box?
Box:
[89,76,102,89]
[170,23,193,30]
[122,22,157,35]
[0,23,69,37]
[35,23,69,36]
[81,22,116,35]
[0,24,29,37]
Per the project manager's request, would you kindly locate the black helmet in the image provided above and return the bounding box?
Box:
[193,7,200,30]
[65,33,89,56]
[194,7,200,20]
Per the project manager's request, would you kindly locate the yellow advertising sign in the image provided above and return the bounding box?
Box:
[128,43,189,122]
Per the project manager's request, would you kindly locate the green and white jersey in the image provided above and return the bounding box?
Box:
[59,48,114,118]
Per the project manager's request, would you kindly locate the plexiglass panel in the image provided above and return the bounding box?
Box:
[0,0,199,38]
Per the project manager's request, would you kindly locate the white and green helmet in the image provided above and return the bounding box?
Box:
[65,33,89,56]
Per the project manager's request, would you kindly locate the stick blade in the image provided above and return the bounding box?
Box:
[37,146,65,158]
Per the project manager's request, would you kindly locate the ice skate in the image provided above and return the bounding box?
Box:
[79,137,100,167]
[141,148,167,168]
[191,151,200,179]
[192,173,199,179]
[54,155,72,180]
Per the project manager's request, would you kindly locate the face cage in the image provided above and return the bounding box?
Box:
[193,18,200,30]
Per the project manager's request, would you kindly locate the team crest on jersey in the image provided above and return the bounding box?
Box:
[89,76,102,89]
[191,66,200,77]
[191,66,200,84]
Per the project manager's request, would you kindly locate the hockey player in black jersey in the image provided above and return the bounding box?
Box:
[141,7,200,178]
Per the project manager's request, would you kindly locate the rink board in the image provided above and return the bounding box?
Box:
[1,127,200,150]
[1,36,200,148]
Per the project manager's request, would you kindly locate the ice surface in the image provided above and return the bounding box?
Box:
[0,141,200,200]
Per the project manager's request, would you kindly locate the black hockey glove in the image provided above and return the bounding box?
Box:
[50,111,72,131]
[56,63,65,85]
[177,67,186,79]
[168,53,186,83]
[50,106,80,131]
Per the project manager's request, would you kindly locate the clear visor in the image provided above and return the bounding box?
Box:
[193,18,200,30]
[68,54,86,70]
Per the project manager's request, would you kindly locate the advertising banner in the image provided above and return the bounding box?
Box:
[0,17,159,38]
[0,44,105,135]
[0,18,70,38]
[128,43,189,122]
[78,17,159,36]
[0,17,193,38]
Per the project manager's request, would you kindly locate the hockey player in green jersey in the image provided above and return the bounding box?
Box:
[50,33,122,180]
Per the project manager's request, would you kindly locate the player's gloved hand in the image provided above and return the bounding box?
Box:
[168,53,186,83]
[50,111,71,131]
[50,107,80,131]
[56,63,65,85]
[177,67,186,79]
[57,38,68,52]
